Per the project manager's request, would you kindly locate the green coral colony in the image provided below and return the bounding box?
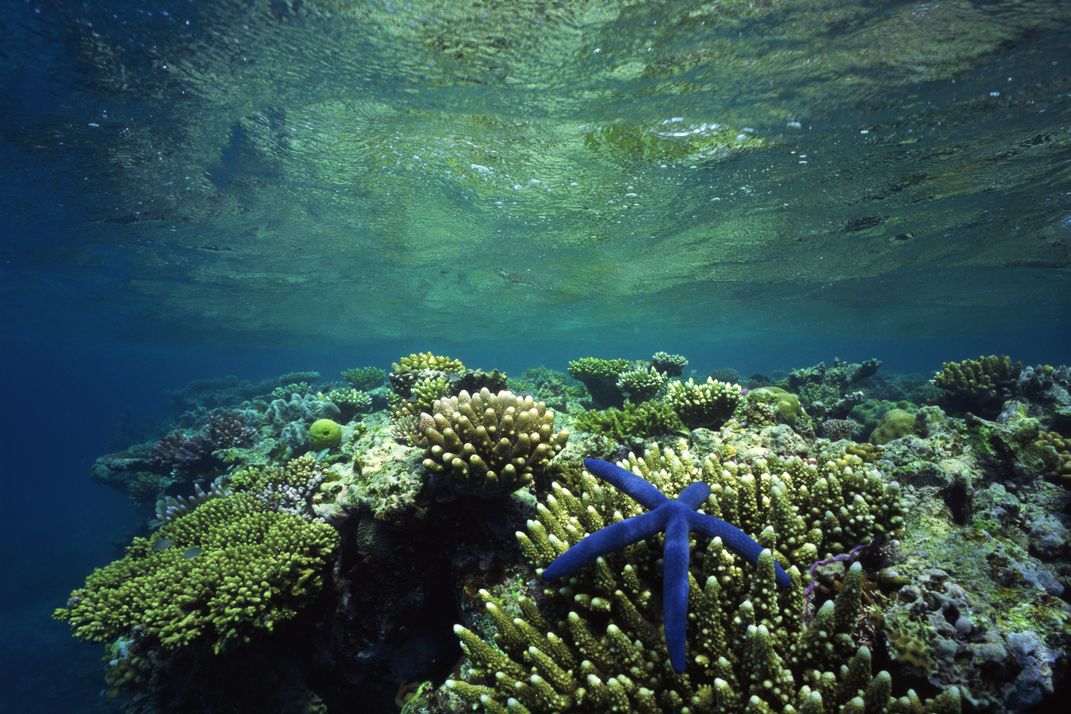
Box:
[60,353,1071,711]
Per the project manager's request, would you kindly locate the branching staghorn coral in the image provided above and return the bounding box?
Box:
[420,388,568,495]
[666,377,743,430]
[444,443,959,713]
[54,492,339,654]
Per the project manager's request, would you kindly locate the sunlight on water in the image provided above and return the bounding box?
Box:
[2,0,1068,348]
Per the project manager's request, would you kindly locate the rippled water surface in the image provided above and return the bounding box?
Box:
[3,0,1069,351]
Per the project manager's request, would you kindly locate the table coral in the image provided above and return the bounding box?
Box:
[567,357,631,409]
[650,351,688,377]
[341,366,387,391]
[320,387,373,419]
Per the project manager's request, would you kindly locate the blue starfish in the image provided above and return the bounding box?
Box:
[541,457,791,673]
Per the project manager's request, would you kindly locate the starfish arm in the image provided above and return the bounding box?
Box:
[677,482,711,510]
[687,511,792,588]
[583,458,669,510]
[542,509,667,580]
[662,514,692,674]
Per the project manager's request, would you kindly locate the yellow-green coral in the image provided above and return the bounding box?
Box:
[308,418,342,450]
[392,352,465,376]
[1034,430,1071,485]
[573,401,687,445]
[567,357,631,408]
[738,386,810,432]
[390,374,453,425]
[230,453,320,493]
[420,388,568,495]
[446,444,955,712]
[340,366,386,391]
[616,364,669,403]
[870,408,918,445]
[666,377,743,430]
[319,387,372,416]
[933,355,1022,414]
[53,493,339,654]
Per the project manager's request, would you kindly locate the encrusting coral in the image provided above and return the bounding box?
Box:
[419,388,569,496]
[443,442,961,713]
[666,377,743,430]
[54,492,339,654]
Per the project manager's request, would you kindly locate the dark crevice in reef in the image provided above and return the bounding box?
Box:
[312,488,532,713]
[941,477,972,526]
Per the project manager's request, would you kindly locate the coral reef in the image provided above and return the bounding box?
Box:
[1034,431,1071,486]
[567,357,631,409]
[650,351,688,377]
[819,418,859,441]
[454,369,510,396]
[54,493,339,654]
[510,367,587,413]
[786,358,881,419]
[420,389,568,495]
[61,354,1071,713]
[445,443,936,712]
[616,364,669,403]
[154,477,231,525]
[871,408,918,445]
[933,356,1023,417]
[390,353,465,397]
[267,393,341,453]
[666,377,743,430]
[737,386,813,435]
[573,401,686,447]
[341,366,388,391]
